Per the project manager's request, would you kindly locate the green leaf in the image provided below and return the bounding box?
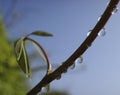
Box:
[30,31,53,37]
[14,38,30,78]
[14,38,24,59]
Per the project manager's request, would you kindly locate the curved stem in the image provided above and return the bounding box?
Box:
[24,37,52,74]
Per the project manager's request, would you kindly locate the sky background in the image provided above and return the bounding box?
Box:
[1,0,120,95]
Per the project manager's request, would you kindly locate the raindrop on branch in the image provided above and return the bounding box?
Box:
[87,30,92,36]
[75,57,83,64]
[98,27,106,37]
[70,63,76,69]
[98,15,102,21]
[112,7,119,15]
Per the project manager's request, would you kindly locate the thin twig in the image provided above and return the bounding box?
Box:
[27,0,120,95]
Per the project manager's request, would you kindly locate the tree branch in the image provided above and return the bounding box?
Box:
[27,0,120,95]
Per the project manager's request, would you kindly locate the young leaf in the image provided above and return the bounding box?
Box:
[30,31,53,37]
[14,38,30,78]
[14,37,24,59]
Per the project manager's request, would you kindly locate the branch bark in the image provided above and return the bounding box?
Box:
[27,0,120,95]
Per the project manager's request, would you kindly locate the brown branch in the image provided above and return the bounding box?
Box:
[27,0,120,95]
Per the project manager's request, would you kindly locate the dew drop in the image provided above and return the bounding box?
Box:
[112,7,119,15]
[98,15,101,21]
[75,57,83,64]
[87,30,92,36]
[98,27,106,37]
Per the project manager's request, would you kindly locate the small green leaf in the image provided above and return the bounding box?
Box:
[14,37,24,59]
[14,38,30,78]
[31,31,53,37]
[45,84,50,92]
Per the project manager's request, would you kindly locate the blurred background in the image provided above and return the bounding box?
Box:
[0,0,120,95]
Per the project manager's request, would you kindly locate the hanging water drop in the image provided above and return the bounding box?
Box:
[87,30,92,36]
[112,7,119,15]
[75,57,83,64]
[98,27,106,37]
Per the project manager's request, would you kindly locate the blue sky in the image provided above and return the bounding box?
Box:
[1,0,120,95]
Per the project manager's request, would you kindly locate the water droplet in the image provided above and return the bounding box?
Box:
[98,15,101,21]
[56,75,61,80]
[75,57,83,64]
[112,7,119,15]
[87,30,92,36]
[98,27,106,37]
